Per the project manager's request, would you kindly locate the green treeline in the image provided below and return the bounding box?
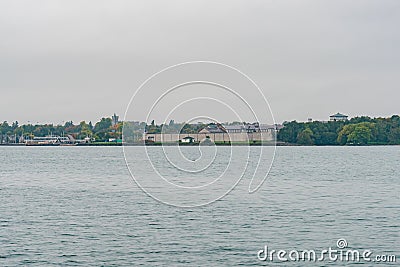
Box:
[277,115,400,145]
[0,118,124,143]
[0,117,209,144]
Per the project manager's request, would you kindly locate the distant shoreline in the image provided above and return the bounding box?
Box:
[0,142,398,147]
[2,114,399,146]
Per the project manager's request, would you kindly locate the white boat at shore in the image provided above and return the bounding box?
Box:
[25,136,72,146]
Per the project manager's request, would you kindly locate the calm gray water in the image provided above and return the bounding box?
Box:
[0,146,399,266]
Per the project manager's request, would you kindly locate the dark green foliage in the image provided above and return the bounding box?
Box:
[338,122,375,145]
[278,121,305,144]
[277,116,400,145]
[297,128,314,145]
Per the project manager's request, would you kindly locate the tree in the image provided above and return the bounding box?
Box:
[79,121,92,139]
[277,121,304,144]
[297,128,314,145]
[64,121,74,128]
[12,121,19,129]
[388,128,400,144]
[0,121,11,134]
[338,122,375,145]
[93,118,113,141]
[347,125,372,145]
[349,116,372,124]
[374,119,390,143]
[94,118,112,131]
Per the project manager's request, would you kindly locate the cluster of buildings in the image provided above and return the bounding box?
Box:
[145,113,349,144]
[145,122,283,144]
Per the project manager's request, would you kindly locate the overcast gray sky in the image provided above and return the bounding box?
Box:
[1,0,399,124]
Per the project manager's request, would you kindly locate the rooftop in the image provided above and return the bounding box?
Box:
[330,113,348,118]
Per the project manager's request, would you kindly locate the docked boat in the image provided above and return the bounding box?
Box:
[25,136,71,146]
